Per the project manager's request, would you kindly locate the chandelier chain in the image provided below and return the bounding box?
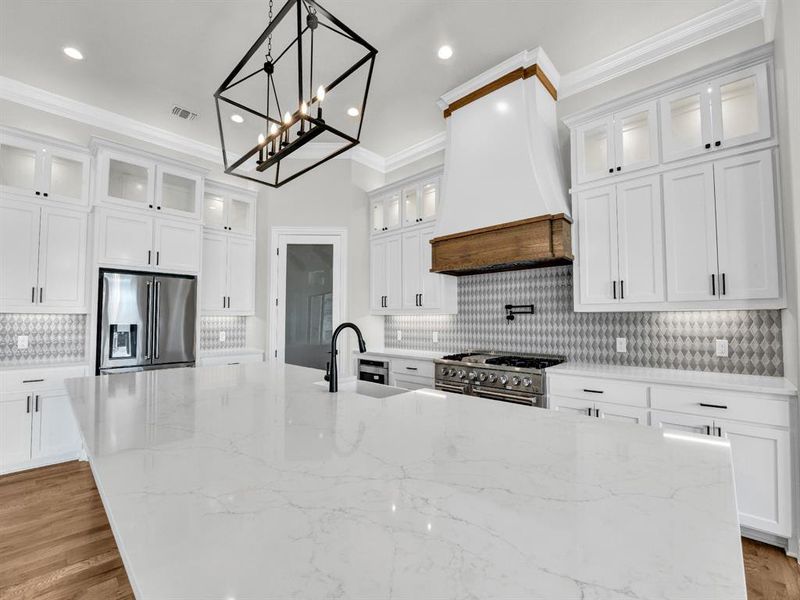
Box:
[266,0,274,59]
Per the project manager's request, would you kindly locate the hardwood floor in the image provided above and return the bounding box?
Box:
[1,461,799,600]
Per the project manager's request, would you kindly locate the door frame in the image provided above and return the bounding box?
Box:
[268,226,348,371]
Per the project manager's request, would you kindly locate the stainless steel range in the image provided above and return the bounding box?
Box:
[434,352,566,407]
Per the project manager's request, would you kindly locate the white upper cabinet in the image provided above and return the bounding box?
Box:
[661,63,770,162]
[663,164,719,302]
[576,185,618,304]
[575,102,657,183]
[370,170,441,235]
[98,148,156,210]
[95,209,155,269]
[200,233,255,315]
[201,232,228,313]
[226,236,256,314]
[0,130,89,205]
[401,177,440,227]
[371,191,401,233]
[156,165,202,219]
[370,234,402,312]
[202,182,256,236]
[0,199,87,313]
[154,218,202,274]
[713,150,779,300]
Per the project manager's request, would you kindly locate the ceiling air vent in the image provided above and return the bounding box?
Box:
[171,105,198,120]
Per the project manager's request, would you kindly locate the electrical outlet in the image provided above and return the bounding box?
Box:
[219,331,226,342]
[616,337,627,353]
[396,330,402,341]
[715,339,729,357]
[16,335,29,350]
[432,331,439,344]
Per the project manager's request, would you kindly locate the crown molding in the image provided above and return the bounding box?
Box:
[559,0,766,99]
[384,132,446,172]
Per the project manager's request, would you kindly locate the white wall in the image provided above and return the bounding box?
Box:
[250,158,385,367]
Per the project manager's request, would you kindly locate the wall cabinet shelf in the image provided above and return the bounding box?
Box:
[0,129,90,205]
[0,199,88,313]
[95,207,202,274]
[201,232,255,315]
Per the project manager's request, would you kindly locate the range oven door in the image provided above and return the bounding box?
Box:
[471,387,541,407]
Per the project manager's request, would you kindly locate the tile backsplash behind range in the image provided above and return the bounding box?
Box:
[200,316,247,351]
[0,314,87,365]
[385,266,783,376]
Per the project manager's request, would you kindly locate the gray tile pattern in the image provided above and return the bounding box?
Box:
[385,266,783,376]
[0,313,87,365]
[200,316,247,350]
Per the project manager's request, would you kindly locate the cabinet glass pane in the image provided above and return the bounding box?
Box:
[620,111,651,166]
[582,124,608,176]
[421,182,437,219]
[229,198,252,232]
[371,201,384,232]
[108,159,148,204]
[669,94,703,151]
[720,75,759,141]
[203,193,225,228]
[385,194,400,229]
[403,187,418,224]
[0,144,37,191]
[161,173,196,213]
[49,155,83,199]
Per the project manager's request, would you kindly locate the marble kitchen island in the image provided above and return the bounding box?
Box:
[66,362,746,599]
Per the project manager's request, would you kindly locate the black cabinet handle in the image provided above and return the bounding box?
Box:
[149,204,153,209]
[148,250,151,264]
[711,274,716,296]
[612,281,616,299]
[157,206,161,210]
[39,287,43,303]
[405,366,418,371]
[35,191,41,196]
[419,293,423,307]
[620,280,624,300]
[583,388,604,394]
[35,394,39,412]
[699,402,728,410]
[26,395,31,413]
[22,378,44,383]
[715,141,721,147]
[616,166,621,172]
[43,192,48,197]
[31,286,36,303]
[608,168,613,174]
[156,251,160,266]
[721,273,726,295]
[705,143,711,149]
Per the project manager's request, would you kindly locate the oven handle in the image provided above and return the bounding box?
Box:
[473,388,538,405]
[435,383,467,394]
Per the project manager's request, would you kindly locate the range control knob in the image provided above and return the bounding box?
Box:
[468,371,477,380]
[457,370,466,379]
[440,367,448,376]
[522,377,532,387]
[499,375,508,385]
[511,376,521,386]
[448,368,456,376]
[478,372,487,382]
[487,374,497,383]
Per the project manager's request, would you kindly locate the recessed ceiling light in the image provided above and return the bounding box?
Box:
[63,47,84,60]
[437,45,453,60]
[347,107,360,117]
[230,114,245,124]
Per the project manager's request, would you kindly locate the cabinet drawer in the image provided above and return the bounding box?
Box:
[547,374,647,407]
[1,365,88,394]
[391,358,434,379]
[650,386,789,427]
[392,372,434,391]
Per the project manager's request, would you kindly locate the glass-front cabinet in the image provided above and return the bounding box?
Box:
[372,175,440,234]
[0,130,89,204]
[660,63,770,162]
[201,182,256,236]
[575,102,658,183]
[371,192,401,233]
[99,149,156,210]
[156,165,202,219]
[401,178,439,226]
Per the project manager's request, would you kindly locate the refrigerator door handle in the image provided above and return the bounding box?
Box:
[144,281,152,360]
[154,281,161,360]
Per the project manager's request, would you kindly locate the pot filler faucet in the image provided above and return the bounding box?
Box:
[325,322,367,392]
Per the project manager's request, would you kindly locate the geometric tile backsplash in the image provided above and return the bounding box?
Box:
[199,316,247,351]
[385,265,784,376]
[0,313,87,366]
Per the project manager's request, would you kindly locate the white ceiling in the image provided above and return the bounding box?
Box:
[0,0,732,157]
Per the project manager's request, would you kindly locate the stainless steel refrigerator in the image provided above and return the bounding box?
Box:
[97,270,197,375]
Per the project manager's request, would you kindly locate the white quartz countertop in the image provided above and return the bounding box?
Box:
[355,348,443,360]
[66,362,746,599]
[547,362,797,396]
[198,347,264,358]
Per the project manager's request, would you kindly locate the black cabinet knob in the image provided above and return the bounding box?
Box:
[705,143,711,149]
[616,166,621,172]
[715,140,721,147]
[608,168,613,174]
[35,191,40,195]
[43,192,48,197]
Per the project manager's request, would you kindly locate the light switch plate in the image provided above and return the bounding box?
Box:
[715,339,729,357]
[616,337,627,353]
[396,330,402,341]
[432,331,439,343]
[17,335,29,350]
[219,331,226,342]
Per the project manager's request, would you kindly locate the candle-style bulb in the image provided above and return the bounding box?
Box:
[300,101,308,115]
[317,85,326,103]
[258,133,266,145]
[257,133,266,164]
[283,111,292,125]
[270,123,279,137]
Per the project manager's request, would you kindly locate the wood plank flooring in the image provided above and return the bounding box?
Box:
[1,461,799,600]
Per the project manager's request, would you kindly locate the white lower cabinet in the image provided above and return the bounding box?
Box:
[550,370,794,539]
[0,366,87,475]
[370,234,402,313]
[96,207,201,274]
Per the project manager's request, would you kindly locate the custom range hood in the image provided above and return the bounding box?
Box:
[431,48,573,275]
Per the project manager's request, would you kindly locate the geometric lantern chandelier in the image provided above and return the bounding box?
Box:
[214,0,378,187]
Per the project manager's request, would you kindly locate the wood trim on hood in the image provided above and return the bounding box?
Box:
[430,214,573,275]
[442,64,558,118]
